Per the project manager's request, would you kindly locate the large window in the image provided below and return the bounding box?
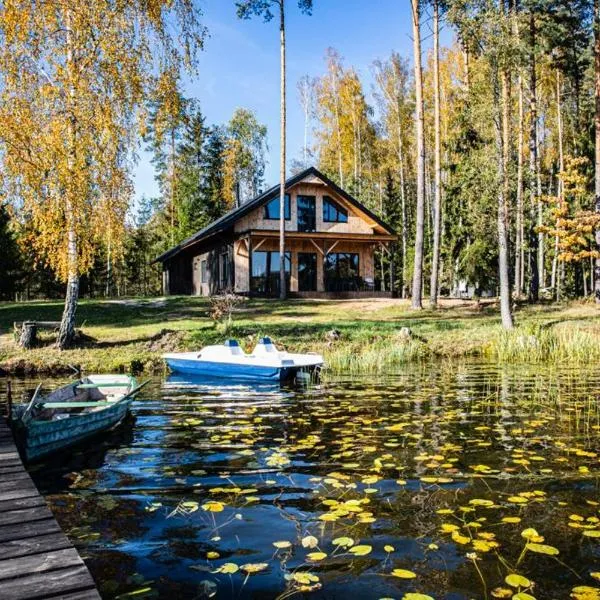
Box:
[324,253,360,292]
[264,194,291,220]
[323,196,348,223]
[200,260,208,284]
[297,195,316,232]
[251,251,291,296]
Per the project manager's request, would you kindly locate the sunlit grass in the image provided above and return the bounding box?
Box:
[1,296,600,373]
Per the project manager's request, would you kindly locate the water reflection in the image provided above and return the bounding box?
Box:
[14,363,600,599]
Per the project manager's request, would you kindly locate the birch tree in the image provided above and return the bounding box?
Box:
[0,0,205,348]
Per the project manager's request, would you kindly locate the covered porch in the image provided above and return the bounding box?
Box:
[234,230,396,297]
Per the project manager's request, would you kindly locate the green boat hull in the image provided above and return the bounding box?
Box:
[15,396,133,462]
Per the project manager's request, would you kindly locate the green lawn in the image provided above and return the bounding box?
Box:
[1,296,599,375]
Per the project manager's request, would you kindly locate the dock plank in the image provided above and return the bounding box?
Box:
[0,547,84,581]
[0,504,53,526]
[0,419,100,599]
[0,564,98,600]
[0,532,73,561]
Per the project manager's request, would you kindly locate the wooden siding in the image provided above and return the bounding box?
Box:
[234,181,375,235]
[191,243,234,296]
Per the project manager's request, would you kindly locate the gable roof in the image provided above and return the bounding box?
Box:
[155,166,396,263]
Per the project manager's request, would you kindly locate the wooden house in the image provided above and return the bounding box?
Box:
[155,167,397,298]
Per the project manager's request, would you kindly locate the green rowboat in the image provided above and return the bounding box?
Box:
[11,374,147,462]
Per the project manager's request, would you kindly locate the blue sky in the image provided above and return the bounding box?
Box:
[133,0,450,205]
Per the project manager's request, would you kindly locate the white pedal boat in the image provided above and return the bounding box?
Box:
[163,337,324,382]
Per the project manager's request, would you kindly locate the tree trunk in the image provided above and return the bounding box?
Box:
[57,6,79,350]
[595,0,600,302]
[515,72,525,296]
[551,69,564,291]
[528,12,539,302]
[411,0,425,310]
[495,33,514,329]
[279,0,287,300]
[429,1,442,308]
[400,142,408,299]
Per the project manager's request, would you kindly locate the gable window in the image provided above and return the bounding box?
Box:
[297,195,316,232]
[323,196,348,223]
[200,260,208,284]
[264,194,291,220]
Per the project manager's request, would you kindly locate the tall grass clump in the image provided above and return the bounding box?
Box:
[324,335,429,374]
[487,323,600,363]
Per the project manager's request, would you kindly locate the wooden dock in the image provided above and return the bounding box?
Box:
[0,418,101,600]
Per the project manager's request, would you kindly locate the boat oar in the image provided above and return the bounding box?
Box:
[21,382,43,422]
[123,379,151,400]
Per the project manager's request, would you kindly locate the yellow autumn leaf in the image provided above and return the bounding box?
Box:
[273,541,292,549]
[384,545,395,553]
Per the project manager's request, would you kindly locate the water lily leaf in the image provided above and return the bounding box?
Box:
[402,594,434,600]
[206,551,220,559]
[440,523,459,533]
[273,541,292,549]
[213,563,239,574]
[505,574,531,588]
[349,544,372,556]
[392,569,417,579]
[526,543,559,556]
[512,593,536,600]
[502,517,521,524]
[202,501,224,512]
[491,588,513,598]
[332,536,354,548]
[301,535,319,548]
[306,551,327,561]
[451,530,470,545]
[291,572,319,585]
[521,528,543,542]
[240,563,269,574]
[384,545,395,553]
[507,496,528,504]
[583,530,600,538]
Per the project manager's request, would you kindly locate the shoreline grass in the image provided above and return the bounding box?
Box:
[0,296,599,376]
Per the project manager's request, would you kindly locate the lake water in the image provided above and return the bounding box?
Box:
[12,363,600,599]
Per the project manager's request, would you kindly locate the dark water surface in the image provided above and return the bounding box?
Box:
[13,363,600,599]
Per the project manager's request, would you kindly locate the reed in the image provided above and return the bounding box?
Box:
[323,335,429,374]
[486,324,600,364]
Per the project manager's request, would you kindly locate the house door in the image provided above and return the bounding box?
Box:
[298,253,317,291]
